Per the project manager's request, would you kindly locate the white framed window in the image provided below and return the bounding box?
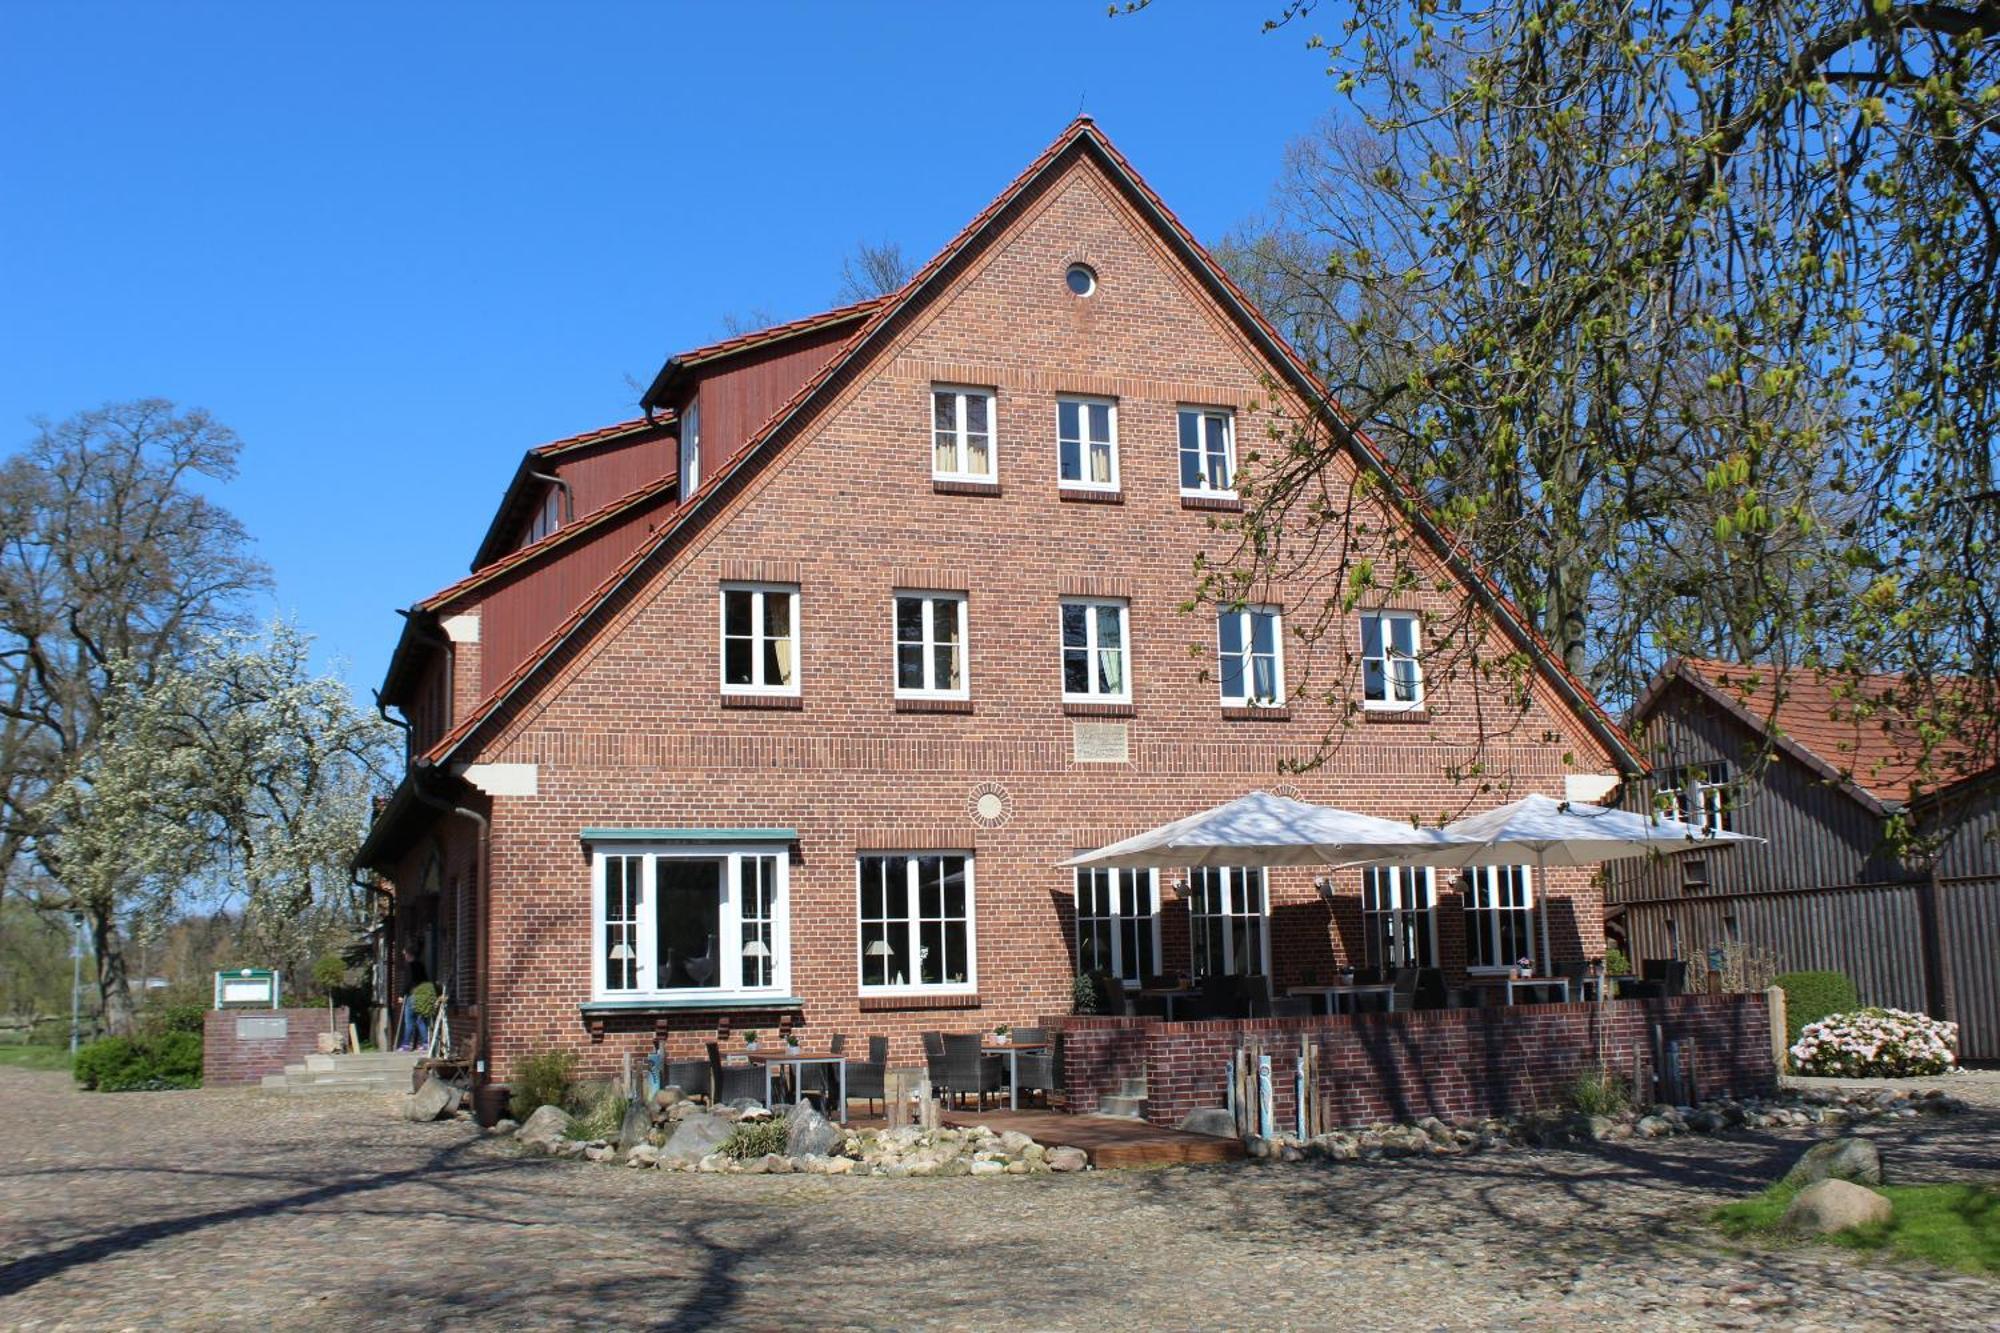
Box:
[1057,396,1118,489]
[1462,865,1536,974]
[589,844,791,1001]
[1075,867,1160,987]
[719,583,799,696]
[1188,866,1268,978]
[1656,762,1733,832]
[894,592,968,698]
[1361,611,1423,709]
[857,853,976,994]
[680,398,701,497]
[525,486,562,547]
[1178,407,1236,495]
[1060,598,1129,702]
[1218,606,1284,706]
[1361,866,1436,970]
[931,386,995,482]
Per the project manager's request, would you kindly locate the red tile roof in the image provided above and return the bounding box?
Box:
[670,295,894,369]
[421,118,1639,774]
[1665,658,1985,807]
[531,415,670,460]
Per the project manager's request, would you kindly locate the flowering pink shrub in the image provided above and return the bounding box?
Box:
[1789,1007,1958,1078]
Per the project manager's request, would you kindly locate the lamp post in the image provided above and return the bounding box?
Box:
[69,912,85,1058]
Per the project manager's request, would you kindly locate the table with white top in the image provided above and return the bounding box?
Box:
[1287,982,1397,1015]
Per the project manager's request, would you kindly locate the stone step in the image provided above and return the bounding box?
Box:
[259,1078,398,1097]
[1097,1094,1147,1119]
[1110,1078,1148,1099]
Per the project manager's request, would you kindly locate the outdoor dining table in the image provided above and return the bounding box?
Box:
[982,1038,1050,1110]
[1501,976,1572,1005]
[1135,988,1198,1020]
[1287,982,1396,1015]
[745,1050,847,1121]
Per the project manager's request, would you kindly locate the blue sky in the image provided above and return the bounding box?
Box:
[0,3,1336,698]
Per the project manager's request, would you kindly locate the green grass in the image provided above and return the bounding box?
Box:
[1716,1180,2000,1275]
[0,1042,74,1072]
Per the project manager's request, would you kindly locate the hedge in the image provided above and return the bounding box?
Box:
[73,1031,203,1092]
[1774,970,1860,1051]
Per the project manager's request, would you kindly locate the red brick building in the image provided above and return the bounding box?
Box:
[357,120,1641,1098]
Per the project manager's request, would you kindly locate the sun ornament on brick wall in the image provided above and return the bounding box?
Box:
[1272,782,1304,801]
[966,782,1014,829]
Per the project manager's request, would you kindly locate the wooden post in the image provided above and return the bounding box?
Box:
[1766,985,1788,1075]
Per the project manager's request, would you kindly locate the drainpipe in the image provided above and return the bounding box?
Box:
[373,689,413,767]
[528,470,574,524]
[397,609,454,738]
[410,764,492,1117]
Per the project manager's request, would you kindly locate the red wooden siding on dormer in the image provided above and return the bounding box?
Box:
[683,321,859,488]
[549,431,681,518]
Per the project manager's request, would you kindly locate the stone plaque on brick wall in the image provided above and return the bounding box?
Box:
[236,1016,288,1041]
[1072,721,1129,764]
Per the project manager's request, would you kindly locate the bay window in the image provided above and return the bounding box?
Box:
[1075,867,1159,987]
[1188,866,1268,977]
[858,853,976,994]
[590,844,790,1001]
[1361,866,1436,970]
[1462,865,1536,973]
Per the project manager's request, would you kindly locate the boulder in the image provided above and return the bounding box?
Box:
[583,1144,616,1163]
[515,1104,573,1151]
[785,1101,841,1159]
[969,1159,1005,1176]
[618,1102,653,1158]
[1783,1137,1883,1189]
[404,1075,459,1122]
[998,1130,1035,1155]
[1177,1108,1240,1139]
[1783,1178,1894,1234]
[726,1097,768,1116]
[1047,1146,1089,1172]
[487,1118,519,1137]
[661,1109,736,1163]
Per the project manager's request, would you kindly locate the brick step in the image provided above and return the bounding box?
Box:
[1096,1094,1147,1119]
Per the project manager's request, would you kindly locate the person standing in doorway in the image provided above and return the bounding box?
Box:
[396,943,430,1052]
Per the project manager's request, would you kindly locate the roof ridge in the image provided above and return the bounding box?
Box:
[670,293,896,369]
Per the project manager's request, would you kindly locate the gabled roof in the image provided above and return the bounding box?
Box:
[469,416,675,572]
[1633,656,1986,812]
[423,118,1642,774]
[638,294,894,413]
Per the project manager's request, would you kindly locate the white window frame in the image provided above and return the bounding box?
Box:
[1218,605,1285,707]
[1461,865,1537,975]
[892,591,970,700]
[1361,610,1424,710]
[588,842,791,1002]
[1056,395,1120,491]
[1060,597,1131,704]
[1177,406,1236,497]
[1360,866,1438,970]
[719,582,801,697]
[525,486,562,547]
[855,853,978,997]
[930,385,997,483]
[1657,763,1733,833]
[680,399,701,496]
[1187,866,1270,978]
[1074,867,1162,987]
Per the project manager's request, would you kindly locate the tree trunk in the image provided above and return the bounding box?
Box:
[94,910,137,1037]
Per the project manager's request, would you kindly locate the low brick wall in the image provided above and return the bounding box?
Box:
[1048,993,1775,1129]
[202,1007,348,1086]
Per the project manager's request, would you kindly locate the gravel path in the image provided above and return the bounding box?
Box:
[1,1068,1995,1330]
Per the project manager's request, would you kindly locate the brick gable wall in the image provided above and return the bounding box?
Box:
[415,155,1619,1085]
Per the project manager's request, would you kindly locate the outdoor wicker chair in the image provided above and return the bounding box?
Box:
[1387,967,1422,1013]
[936,1033,1004,1111]
[706,1041,764,1105]
[841,1035,888,1117]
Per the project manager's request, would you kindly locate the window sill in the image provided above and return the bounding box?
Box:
[894,696,974,714]
[1221,705,1290,721]
[1063,700,1134,718]
[932,478,1001,497]
[858,992,982,1012]
[1361,707,1430,724]
[1180,493,1243,513]
[720,692,803,710]
[1058,487,1123,505]
[580,996,803,1016]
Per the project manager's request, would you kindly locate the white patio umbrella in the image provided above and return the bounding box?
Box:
[1347,793,1762,977]
[1059,790,1466,870]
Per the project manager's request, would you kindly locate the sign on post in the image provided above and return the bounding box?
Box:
[213,968,281,1009]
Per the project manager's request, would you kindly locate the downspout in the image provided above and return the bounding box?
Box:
[528,470,574,524]
[373,689,413,767]
[397,608,455,743]
[410,764,492,1111]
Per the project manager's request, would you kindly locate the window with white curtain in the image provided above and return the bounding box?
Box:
[1061,598,1129,702]
[720,584,799,695]
[1057,396,1118,489]
[894,592,968,698]
[931,386,995,481]
[1177,407,1235,495]
[1218,606,1284,706]
[1361,611,1423,708]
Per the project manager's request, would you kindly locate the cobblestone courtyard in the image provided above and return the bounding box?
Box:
[2,1068,1996,1330]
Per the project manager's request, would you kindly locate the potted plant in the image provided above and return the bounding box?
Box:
[784,1030,800,1052]
[1515,956,1532,980]
[743,1030,760,1052]
[993,1023,1011,1044]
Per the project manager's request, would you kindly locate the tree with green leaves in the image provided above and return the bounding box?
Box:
[1141,0,1998,809]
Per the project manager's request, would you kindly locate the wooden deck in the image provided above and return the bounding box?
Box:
[940,1107,1245,1169]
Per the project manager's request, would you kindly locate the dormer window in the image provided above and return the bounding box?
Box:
[523,486,562,548]
[680,399,702,498]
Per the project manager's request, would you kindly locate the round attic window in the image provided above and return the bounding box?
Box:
[1065,263,1097,297]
